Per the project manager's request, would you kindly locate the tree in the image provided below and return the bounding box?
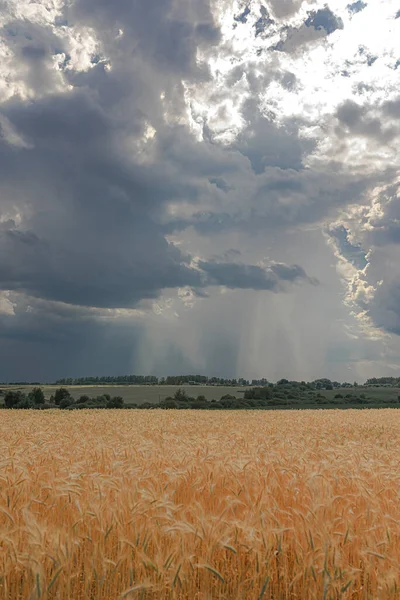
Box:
[4,390,25,408]
[16,397,35,409]
[60,397,74,409]
[54,388,71,406]
[76,395,90,405]
[106,396,124,409]
[28,387,45,405]
[173,389,188,402]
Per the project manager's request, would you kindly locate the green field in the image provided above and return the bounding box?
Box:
[322,386,400,403]
[0,384,247,406]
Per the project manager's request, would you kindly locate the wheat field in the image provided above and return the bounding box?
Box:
[1,410,400,599]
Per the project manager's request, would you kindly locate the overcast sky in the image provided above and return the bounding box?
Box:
[1,0,400,382]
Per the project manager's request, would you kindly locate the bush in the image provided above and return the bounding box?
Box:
[16,397,35,409]
[160,399,178,409]
[4,391,25,408]
[94,396,108,407]
[28,387,45,405]
[190,399,209,409]
[106,396,124,409]
[60,397,75,409]
[54,388,72,406]
[76,395,90,404]
[173,389,188,402]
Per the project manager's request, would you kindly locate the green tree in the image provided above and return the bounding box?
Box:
[173,389,188,402]
[106,396,124,409]
[60,397,75,409]
[16,397,35,409]
[76,395,90,405]
[54,388,71,406]
[28,387,45,405]
[4,390,25,408]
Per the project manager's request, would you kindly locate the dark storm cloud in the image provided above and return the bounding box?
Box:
[0,304,144,382]
[163,164,378,237]
[347,1,367,14]
[233,99,313,174]
[1,0,396,383]
[0,220,315,307]
[69,0,220,79]
[198,260,316,290]
[0,224,203,308]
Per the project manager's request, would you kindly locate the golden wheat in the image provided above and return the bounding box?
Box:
[1,409,400,599]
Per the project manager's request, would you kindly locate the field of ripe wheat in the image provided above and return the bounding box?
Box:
[1,410,400,600]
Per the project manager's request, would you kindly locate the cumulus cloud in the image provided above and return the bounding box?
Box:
[336,99,398,143]
[271,6,344,53]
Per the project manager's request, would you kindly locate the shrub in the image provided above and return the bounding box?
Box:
[76,395,90,405]
[16,397,35,409]
[160,399,178,409]
[4,391,25,408]
[173,389,188,402]
[54,388,72,406]
[28,387,45,405]
[60,397,75,409]
[106,396,124,409]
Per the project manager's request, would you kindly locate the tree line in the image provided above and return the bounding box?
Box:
[4,374,400,388]
[3,388,124,410]
[3,381,400,410]
[9,375,362,388]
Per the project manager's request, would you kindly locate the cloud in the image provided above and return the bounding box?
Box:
[335,100,398,143]
[0,0,400,381]
[268,0,302,19]
[382,96,400,119]
[0,301,145,382]
[271,6,344,53]
[197,259,317,290]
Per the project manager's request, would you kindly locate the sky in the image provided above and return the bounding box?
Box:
[0,0,400,382]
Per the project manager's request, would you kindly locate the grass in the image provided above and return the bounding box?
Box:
[1,409,400,598]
